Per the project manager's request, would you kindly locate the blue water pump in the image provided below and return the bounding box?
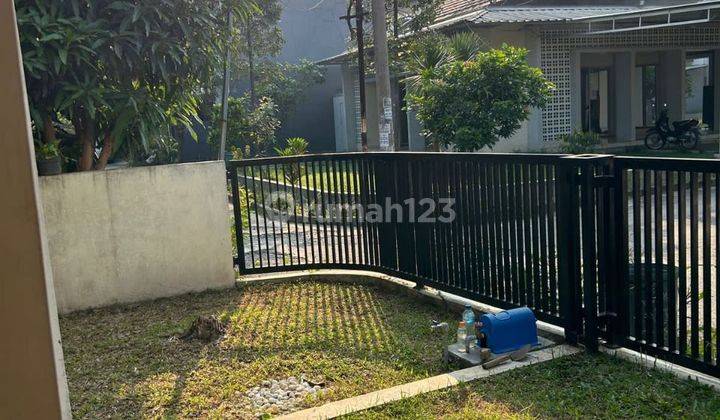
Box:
[479,307,539,354]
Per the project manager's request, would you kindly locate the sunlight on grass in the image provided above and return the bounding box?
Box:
[60,281,454,418]
[346,353,720,419]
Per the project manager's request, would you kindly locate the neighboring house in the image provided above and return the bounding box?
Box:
[274,0,350,152]
[322,0,720,152]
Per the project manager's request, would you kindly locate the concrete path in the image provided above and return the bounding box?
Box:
[278,344,581,420]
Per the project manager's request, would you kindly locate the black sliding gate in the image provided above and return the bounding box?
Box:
[228,152,720,377]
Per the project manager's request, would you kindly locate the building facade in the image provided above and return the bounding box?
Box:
[323,0,720,152]
[274,0,350,152]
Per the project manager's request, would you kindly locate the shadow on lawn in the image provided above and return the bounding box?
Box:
[60,281,454,418]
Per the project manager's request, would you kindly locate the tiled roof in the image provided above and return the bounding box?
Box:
[473,6,638,23]
[435,0,490,23]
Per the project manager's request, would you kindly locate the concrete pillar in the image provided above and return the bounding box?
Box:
[407,109,425,151]
[659,50,686,123]
[614,52,636,142]
[570,51,583,133]
[526,30,545,150]
[0,2,71,418]
[713,49,720,133]
[340,64,359,151]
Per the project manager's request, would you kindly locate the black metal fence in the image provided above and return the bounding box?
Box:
[228,152,720,377]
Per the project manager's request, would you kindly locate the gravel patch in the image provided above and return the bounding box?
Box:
[246,376,325,416]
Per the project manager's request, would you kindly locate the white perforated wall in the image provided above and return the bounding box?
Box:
[540,23,720,141]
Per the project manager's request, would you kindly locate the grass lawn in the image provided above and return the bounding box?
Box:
[60,280,720,419]
[347,353,720,419]
[60,280,454,418]
[257,164,359,193]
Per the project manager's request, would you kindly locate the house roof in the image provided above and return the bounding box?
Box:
[472,6,638,23]
[435,0,490,24]
[319,1,720,64]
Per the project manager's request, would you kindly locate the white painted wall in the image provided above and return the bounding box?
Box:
[40,161,235,314]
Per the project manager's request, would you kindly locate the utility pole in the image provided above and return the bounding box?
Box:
[341,0,368,151]
[372,0,394,151]
[218,7,233,161]
[247,28,257,107]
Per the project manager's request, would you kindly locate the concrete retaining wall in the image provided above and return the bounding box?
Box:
[40,161,235,314]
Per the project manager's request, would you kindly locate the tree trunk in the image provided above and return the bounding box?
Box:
[42,113,56,144]
[79,130,94,171]
[94,133,114,171]
[74,108,96,171]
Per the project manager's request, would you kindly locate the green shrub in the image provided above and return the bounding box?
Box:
[559,130,601,154]
[407,45,554,151]
[274,137,309,185]
[35,140,60,159]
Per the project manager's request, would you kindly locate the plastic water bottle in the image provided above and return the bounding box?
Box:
[462,305,475,335]
[456,321,467,352]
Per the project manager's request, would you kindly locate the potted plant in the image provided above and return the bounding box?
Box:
[36,140,62,176]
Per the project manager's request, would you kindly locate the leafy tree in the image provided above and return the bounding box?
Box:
[254,60,325,120]
[17,0,256,171]
[407,44,554,151]
[209,95,280,158]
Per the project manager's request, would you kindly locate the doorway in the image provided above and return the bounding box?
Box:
[685,51,714,130]
[581,68,610,134]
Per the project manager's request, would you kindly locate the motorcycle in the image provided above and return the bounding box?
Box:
[644,108,700,150]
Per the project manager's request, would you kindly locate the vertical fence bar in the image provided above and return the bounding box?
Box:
[479,162,491,296]
[359,158,372,266]
[666,170,676,352]
[397,159,415,276]
[450,161,462,290]
[270,164,284,267]
[515,163,527,306]
[690,172,700,358]
[351,158,363,266]
[251,165,269,267]
[241,166,255,270]
[531,164,541,311]
[229,165,245,272]
[654,169,664,348]
[580,161,599,352]
[414,159,430,287]
[702,172,712,363]
[548,166,558,314]
[678,171,688,357]
[470,161,482,295]
[556,159,580,345]
[457,161,470,291]
[498,163,509,300]
[632,169,642,340]
[490,163,501,298]
[289,163,301,265]
[539,165,550,314]
[643,169,653,344]
[508,163,519,304]
[612,161,629,345]
[375,157,398,270]
[523,163,534,308]
[330,160,341,264]
[716,172,720,364]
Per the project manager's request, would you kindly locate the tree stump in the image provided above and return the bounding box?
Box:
[178,315,226,343]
